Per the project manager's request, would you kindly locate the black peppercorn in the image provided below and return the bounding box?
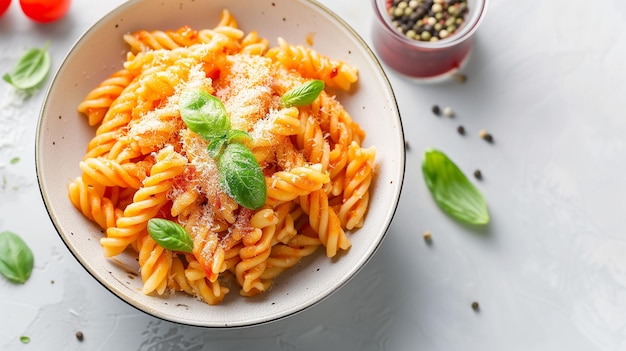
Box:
[431,105,441,115]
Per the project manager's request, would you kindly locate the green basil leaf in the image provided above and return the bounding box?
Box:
[422,148,490,225]
[281,79,325,107]
[179,89,230,140]
[218,142,267,210]
[147,218,193,253]
[0,231,34,284]
[3,42,51,91]
[227,129,252,144]
[207,136,227,159]
[20,336,30,344]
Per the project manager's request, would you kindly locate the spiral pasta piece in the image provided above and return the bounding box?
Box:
[235,208,278,296]
[339,143,376,230]
[78,158,144,189]
[265,37,358,91]
[262,233,322,280]
[101,146,187,257]
[124,26,200,53]
[240,31,269,55]
[296,111,330,171]
[68,176,121,229]
[299,189,350,258]
[77,69,135,126]
[138,234,172,295]
[185,258,229,305]
[266,163,330,206]
[215,9,238,28]
[267,107,302,136]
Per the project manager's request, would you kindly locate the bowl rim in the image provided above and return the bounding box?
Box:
[35,0,406,328]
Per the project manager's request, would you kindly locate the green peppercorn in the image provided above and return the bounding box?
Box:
[423,231,433,243]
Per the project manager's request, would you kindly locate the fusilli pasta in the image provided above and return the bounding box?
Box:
[69,9,376,305]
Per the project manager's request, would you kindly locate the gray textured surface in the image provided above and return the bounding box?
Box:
[2,0,626,350]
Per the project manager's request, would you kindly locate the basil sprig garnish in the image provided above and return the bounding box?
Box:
[0,231,34,284]
[422,148,490,225]
[3,42,51,91]
[281,80,324,107]
[147,218,193,252]
[179,89,266,210]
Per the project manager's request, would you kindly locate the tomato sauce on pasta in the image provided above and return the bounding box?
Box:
[69,9,376,305]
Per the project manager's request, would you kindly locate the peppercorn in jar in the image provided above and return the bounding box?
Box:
[371,0,488,80]
[387,0,469,42]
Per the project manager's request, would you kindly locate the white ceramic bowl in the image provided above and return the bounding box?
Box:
[36,0,405,328]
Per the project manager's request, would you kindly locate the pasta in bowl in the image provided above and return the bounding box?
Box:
[36,0,404,327]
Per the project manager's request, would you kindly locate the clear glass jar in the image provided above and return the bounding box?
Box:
[371,0,488,81]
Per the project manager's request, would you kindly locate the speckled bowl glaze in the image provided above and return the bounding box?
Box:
[36,0,405,328]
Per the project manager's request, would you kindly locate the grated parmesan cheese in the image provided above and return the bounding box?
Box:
[214,55,273,132]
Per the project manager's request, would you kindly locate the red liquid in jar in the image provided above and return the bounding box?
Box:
[372,27,472,78]
[371,0,478,79]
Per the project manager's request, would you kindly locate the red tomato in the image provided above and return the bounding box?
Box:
[0,0,11,18]
[19,0,70,23]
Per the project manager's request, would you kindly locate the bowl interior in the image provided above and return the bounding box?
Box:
[36,0,404,327]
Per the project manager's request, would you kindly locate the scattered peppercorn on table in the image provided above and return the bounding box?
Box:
[2,0,626,349]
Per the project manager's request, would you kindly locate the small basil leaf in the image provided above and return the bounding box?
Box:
[179,89,230,140]
[227,129,252,144]
[3,42,51,91]
[207,136,227,159]
[2,74,14,85]
[422,148,490,225]
[147,218,193,253]
[0,231,34,284]
[218,143,267,210]
[281,80,325,107]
